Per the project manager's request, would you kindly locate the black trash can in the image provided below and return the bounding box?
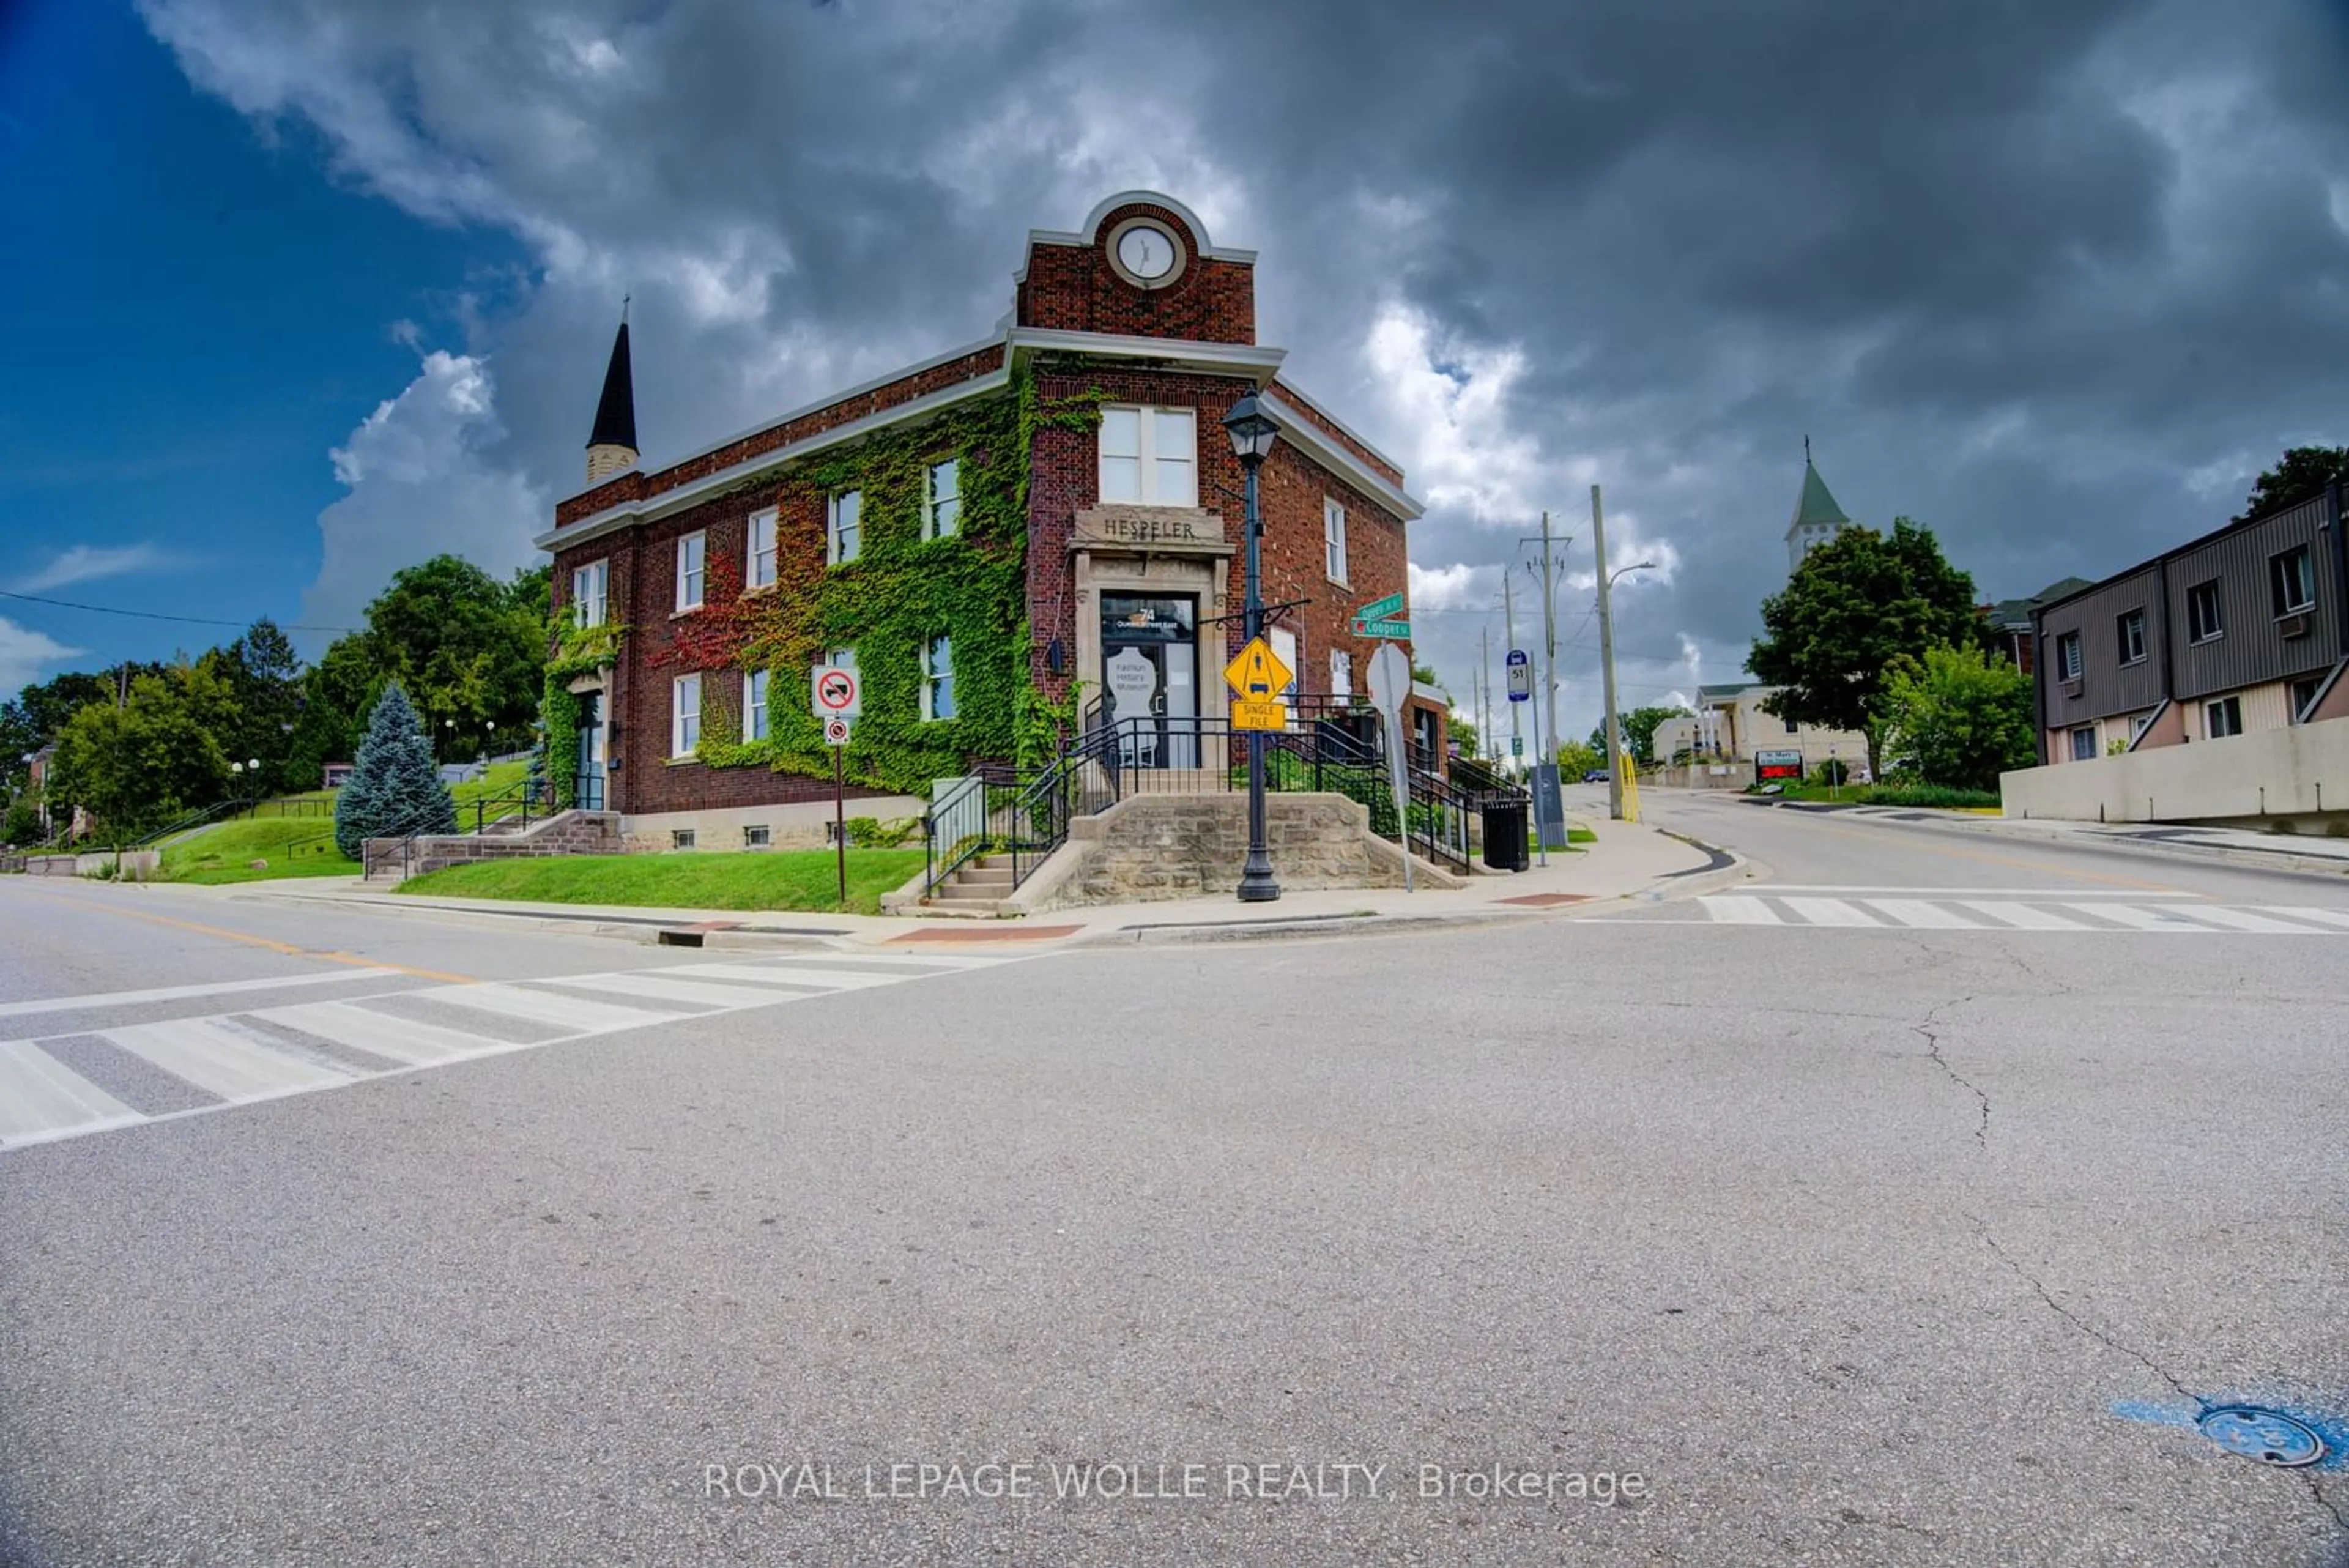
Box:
[1481,800,1530,872]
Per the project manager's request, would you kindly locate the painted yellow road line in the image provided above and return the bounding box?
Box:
[10,888,477,984]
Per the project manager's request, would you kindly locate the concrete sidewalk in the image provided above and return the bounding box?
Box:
[194,816,1729,949]
[1754,797,2349,875]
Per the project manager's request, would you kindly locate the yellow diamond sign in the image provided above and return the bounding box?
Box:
[1223,636,1294,701]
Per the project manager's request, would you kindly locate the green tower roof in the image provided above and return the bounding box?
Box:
[1786,455,1850,539]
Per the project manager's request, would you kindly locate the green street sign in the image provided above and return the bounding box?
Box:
[1353,592,1405,622]
[1351,616,1411,639]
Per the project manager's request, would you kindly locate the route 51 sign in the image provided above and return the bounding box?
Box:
[811,664,861,718]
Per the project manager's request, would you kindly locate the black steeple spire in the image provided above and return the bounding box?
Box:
[587,299,636,454]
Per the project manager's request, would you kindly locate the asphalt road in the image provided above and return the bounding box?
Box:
[2,804,2346,1566]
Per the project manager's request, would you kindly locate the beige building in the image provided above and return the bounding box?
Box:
[1653,682,1870,787]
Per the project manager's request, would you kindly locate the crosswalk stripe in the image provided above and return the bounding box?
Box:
[656,962,915,990]
[100,1016,358,1102]
[2063,903,2206,931]
[1954,901,2093,931]
[250,1001,509,1067]
[1699,896,1781,924]
[2160,905,2334,934]
[1863,899,1986,929]
[0,968,395,1020]
[538,972,817,1011]
[1778,897,1882,927]
[0,1041,140,1143]
[2255,905,2349,929]
[407,983,691,1035]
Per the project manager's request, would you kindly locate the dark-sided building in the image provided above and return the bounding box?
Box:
[2033,486,2349,764]
[536,193,1430,850]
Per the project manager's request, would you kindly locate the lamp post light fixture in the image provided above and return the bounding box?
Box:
[1222,391,1282,904]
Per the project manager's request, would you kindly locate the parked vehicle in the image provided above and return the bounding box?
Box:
[1581,769,1609,784]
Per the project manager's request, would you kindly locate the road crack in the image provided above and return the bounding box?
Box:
[1912,999,1989,1149]
[1976,1224,2200,1407]
[2308,1476,2349,1534]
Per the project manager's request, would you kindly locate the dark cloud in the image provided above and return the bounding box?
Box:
[139,0,2349,730]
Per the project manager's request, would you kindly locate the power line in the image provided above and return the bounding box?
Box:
[0,589,357,636]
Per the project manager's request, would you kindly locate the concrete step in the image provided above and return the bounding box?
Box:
[956,864,1016,886]
[934,880,1007,901]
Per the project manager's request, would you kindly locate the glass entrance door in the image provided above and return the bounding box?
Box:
[1100,594,1198,769]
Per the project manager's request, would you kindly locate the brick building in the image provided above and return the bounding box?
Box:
[536,193,1431,850]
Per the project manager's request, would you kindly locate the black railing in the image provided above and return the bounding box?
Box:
[469,778,560,836]
[918,703,1515,897]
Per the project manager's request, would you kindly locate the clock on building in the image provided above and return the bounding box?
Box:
[1108,218,1184,289]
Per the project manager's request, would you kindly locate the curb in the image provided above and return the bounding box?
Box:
[225,888,849,948]
[1838,812,2349,882]
[1073,905,1548,949]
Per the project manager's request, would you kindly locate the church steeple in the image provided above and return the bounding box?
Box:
[1785,436,1850,576]
[585,300,639,483]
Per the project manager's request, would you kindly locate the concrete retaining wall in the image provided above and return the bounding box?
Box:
[2001,715,2349,828]
[364,811,622,882]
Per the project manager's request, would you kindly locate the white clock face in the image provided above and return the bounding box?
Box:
[1116,223,1177,281]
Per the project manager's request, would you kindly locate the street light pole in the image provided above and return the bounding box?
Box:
[1590,479,1657,823]
[1223,393,1282,904]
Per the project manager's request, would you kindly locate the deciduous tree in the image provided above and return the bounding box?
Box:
[1876,645,2036,792]
[1748,519,1981,776]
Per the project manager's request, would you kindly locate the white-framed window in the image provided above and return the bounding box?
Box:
[743,668,770,741]
[671,673,702,756]
[1323,497,1348,584]
[923,636,956,720]
[2271,546,2315,616]
[2117,609,2146,666]
[2206,694,2243,738]
[2069,726,2097,761]
[570,559,608,628]
[1097,406,1197,506]
[675,532,707,611]
[744,825,771,849]
[2131,712,2154,740]
[2056,631,2082,680]
[2187,579,2223,643]
[926,459,961,538]
[1271,627,1299,703]
[671,828,697,850]
[827,490,862,565]
[2293,675,2323,721]
[1329,649,1353,698]
[748,507,778,589]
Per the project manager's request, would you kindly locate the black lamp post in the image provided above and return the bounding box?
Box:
[1222,391,1282,903]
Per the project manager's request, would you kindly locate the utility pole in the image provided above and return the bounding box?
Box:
[1520,511,1570,851]
[1504,570,1521,773]
[1592,483,1625,820]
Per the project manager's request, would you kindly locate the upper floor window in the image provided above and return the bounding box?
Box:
[922,637,956,720]
[1324,497,1349,584]
[2055,631,2082,680]
[571,559,607,628]
[926,459,961,539]
[743,669,770,741]
[1098,406,1197,507]
[748,508,779,589]
[2186,579,2223,643]
[1784,716,1799,735]
[1329,649,1353,698]
[675,532,706,611]
[828,491,862,566]
[2271,546,2315,616]
[2117,609,2146,666]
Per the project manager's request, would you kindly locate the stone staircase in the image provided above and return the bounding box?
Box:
[926,853,1017,915]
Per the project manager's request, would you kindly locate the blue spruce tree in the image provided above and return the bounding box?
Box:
[335,680,456,858]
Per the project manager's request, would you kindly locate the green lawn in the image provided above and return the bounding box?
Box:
[395,849,927,915]
[159,816,357,883]
[158,762,541,885]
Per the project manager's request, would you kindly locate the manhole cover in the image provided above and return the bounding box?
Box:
[2198,1406,2325,1467]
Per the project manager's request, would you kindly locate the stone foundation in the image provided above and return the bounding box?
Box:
[364,811,621,883]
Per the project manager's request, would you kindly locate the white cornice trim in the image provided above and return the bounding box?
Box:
[536,365,1011,552]
[1259,388,1425,522]
[1008,327,1285,379]
[1266,377,1408,486]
